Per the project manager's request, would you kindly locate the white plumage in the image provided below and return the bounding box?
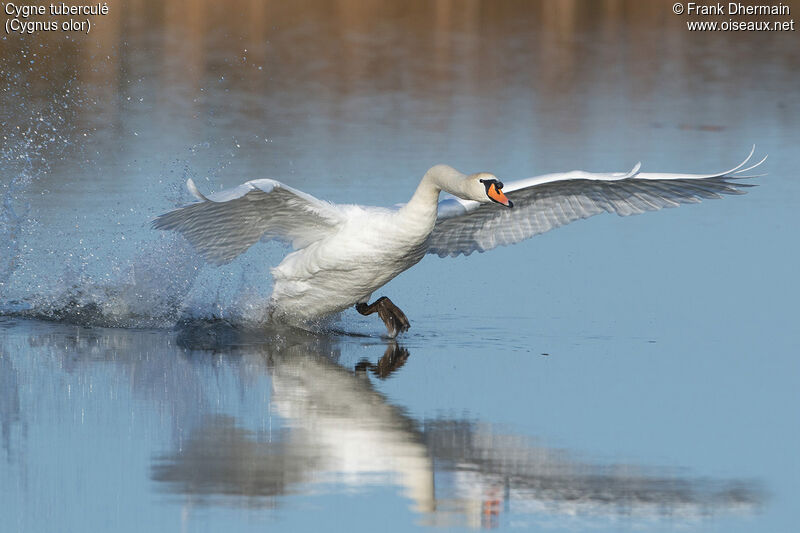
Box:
[153,148,763,336]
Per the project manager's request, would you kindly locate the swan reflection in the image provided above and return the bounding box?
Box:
[0,320,763,528]
[151,328,761,528]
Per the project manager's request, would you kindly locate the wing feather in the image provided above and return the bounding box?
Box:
[153,179,344,265]
[428,150,763,258]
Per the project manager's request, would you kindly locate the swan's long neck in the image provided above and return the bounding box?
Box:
[400,165,467,219]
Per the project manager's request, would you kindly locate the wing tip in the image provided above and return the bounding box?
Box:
[722,145,767,177]
[187,178,209,201]
[735,152,768,176]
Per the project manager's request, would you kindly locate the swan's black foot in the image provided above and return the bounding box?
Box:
[355,296,410,338]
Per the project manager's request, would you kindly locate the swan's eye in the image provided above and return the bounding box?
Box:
[480,179,499,192]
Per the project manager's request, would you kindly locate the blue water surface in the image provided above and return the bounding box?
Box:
[1,1,798,532]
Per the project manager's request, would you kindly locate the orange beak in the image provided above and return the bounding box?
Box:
[488,183,513,208]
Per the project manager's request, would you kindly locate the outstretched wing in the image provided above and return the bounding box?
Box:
[153,179,345,265]
[428,148,765,258]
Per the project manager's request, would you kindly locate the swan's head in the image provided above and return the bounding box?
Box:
[425,165,513,208]
[467,172,513,208]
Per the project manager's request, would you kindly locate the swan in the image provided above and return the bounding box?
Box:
[153,148,765,337]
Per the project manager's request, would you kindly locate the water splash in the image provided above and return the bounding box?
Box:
[0,61,74,313]
[0,108,283,329]
[0,213,285,329]
[0,42,292,330]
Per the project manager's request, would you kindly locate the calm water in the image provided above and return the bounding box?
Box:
[1,1,798,531]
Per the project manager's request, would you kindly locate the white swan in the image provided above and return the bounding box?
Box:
[153,148,765,337]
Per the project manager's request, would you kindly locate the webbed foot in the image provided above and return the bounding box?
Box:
[355,296,410,338]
